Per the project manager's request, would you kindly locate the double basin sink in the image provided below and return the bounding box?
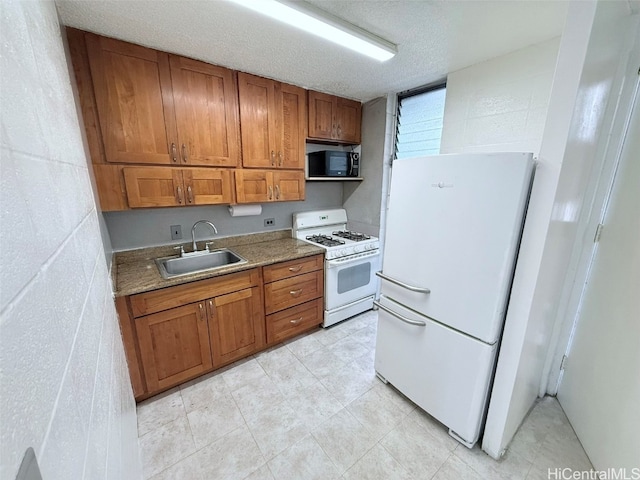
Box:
[155,248,247,279]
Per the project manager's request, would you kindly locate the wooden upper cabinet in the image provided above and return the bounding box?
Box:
[85,34,178,165]
[183,168,234,205]
[238,73,278,168]
[170,56,240,167]
[238,73,306,169]
[235,169,305,203]
[308,90,362,144]
[273,171,305,202]
[123,166,235,208]
[123,167,184,208]
[279,83,307,169]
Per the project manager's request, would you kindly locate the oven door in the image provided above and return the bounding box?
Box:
[325,250,380,310]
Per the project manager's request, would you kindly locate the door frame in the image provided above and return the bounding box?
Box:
[543,36,640,395]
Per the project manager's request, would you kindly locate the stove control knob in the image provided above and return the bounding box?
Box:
[354,245,362,253]
[341,249,347,256]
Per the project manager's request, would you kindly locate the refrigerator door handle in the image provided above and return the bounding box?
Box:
[373,300,426,326]
[376,271,431,294]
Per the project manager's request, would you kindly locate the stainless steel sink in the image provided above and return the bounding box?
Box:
[155,248,247,279]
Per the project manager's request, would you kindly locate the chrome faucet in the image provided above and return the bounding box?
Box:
[191,220,218,253]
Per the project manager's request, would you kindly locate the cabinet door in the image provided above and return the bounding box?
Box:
[335,97,362,143]
[235,169,274,203]
[273,170,305,202]
[183,168,235,205]
[170,56,240,167]
[86,34,178,165]
[207,287,265,366]
[308,90,335,139]
[278,83,306,169]
[238,73,278,168]
[123,167,185,208]
[136,303,213,392]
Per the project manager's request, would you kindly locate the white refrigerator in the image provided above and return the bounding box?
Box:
[374,152,534,448]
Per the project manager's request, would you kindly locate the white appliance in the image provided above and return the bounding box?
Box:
[293,209,380,327]
[374,152,534,448]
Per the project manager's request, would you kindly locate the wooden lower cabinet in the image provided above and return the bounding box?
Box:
[208,286,265,365]
[136,302,213,392]
[263,254,324,345]
[266,298,323,344]
[117,257,324,401]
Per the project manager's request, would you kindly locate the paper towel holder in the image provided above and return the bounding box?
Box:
[228,204,262,217]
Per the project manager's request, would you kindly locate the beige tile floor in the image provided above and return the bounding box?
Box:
[137,310,593,480]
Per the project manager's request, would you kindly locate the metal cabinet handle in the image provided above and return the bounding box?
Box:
[337,126,342,138]
[271,150,275,166]
[275,185,280,200]
[289,289,303,297]
[186,185,194,204]
[171,142,178,163]
[373,300,426,327]
[198,303,205,321]
[278,151,283,166]
[268,185,273,200]
[376,271,431,294]
[290,317,303,325]
[176,186,184,204]
[288,266,303,272]
[208,300,214,317]
[181,144,188,163]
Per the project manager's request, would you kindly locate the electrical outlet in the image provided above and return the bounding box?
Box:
[264,218,275,227]
[170,225,182,240]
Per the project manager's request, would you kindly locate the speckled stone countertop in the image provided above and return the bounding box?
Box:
[113,230,324,297]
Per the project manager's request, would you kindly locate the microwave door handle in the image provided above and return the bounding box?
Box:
[348,154,354,176]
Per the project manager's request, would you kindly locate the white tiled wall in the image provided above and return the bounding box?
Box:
[440,37,560,155]
[0,1,141,479]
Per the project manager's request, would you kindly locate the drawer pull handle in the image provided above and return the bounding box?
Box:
[290,317,303,325]
[288,266,303,272]
[289,289,303,297]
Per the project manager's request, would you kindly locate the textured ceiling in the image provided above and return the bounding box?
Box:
[56,0,569,102]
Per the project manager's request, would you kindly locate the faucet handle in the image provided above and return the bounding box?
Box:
[173,245,185,257]
[205,242,214,252]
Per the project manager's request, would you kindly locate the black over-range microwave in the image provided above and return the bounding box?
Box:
[307,150,360,177]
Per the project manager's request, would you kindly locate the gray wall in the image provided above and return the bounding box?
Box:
[343,96,389,236]
[106,182,343,251]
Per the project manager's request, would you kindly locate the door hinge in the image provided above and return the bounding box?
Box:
[593,223,604,243]
[560,355,568,371]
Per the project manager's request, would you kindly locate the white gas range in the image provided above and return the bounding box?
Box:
[293,209,380,327]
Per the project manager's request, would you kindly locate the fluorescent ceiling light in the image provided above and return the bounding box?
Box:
[227,0,397,62]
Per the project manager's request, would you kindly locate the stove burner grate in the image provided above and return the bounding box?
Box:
[305,234,345,247]
[332,230,371,241]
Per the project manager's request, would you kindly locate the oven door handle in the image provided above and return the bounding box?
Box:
[326,250,379,268]
[376,271,431,294]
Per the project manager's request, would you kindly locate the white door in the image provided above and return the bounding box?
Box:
[382,153,533,343]
[557,84,640,470]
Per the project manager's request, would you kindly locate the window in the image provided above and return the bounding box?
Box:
[395,84,446,159]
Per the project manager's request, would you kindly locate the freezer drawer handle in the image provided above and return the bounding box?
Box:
[373,300,426,327]
[376,271,431,294]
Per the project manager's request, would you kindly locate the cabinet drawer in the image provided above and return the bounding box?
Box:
[263,254,323,283]
[266,299,322,344]
[130,269,259,317]
[264,270,323,314]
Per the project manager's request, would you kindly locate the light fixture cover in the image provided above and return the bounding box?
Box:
[227,0,397,61]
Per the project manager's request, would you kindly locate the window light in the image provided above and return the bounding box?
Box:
[227,0,397,62]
